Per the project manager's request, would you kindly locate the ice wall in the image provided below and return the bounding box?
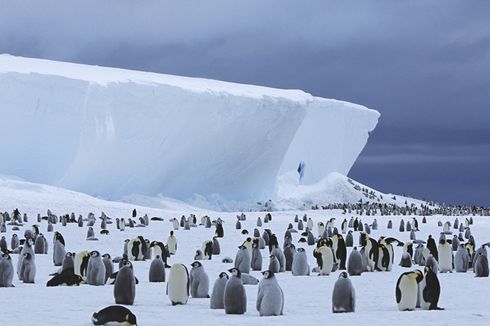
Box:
[0,54,379,202]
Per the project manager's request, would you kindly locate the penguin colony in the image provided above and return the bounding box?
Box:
[0,203,490,325]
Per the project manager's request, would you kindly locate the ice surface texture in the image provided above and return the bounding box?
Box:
[0,54,379,202]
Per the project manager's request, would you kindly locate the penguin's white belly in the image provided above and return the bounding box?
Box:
[398,278,417,311]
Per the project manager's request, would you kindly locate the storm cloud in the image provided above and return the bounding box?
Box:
[1,0,489,205]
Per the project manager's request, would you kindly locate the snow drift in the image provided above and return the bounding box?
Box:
[0,54,379,202]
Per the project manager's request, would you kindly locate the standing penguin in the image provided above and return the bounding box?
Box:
[313,245,334,275]
[114,261,136,305]
[224,268,247,314]
[268,255,280,273]
[190,261,210,298]
[210,272,229,309]
[291,248,310,276]
[53,236,66,267]
[475,253,489,277]
[438,239,453,273]
[256,270,284,316]
[149,255,166,282]
[215,221,224,238]
[251,241,263,271]
[454,244,469,272]
[167,231,177,255]
[167,264,190,305]
[419,266,442,310]
[395,270,424,311]
[102,254,113,283]
[270,247,286,272]
[284,243,296,271]
[17,239,35,280]
[10,234,19,251]
[20,252,36,283]
[347,247,363,276]
[426,235,438,262]
[34,234,47,254]
[345,231,353,247]
[212,237,221,255]
[202,240,213,260]
[0,253,14,287]
[332,272,355,313]
[234,245,251,274]
[87,251,106,286]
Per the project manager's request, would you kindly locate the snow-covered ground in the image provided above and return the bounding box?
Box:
[1,178,489,325]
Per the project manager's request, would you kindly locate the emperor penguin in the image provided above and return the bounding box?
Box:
[114,261,136,305]
[150,241,170,267]
[224,268,247,314]
[171,218,179,230]
[419,266,442,310]
[102,253,113,283]
[167,231,177,255]
[333,234,347,270]
[332,272,355,313]
[318,222,325,238]
[34,234,47,254]
[87,251,106,286]
[454,244,469,272]
[270,247,286,272]
[234,245,251,274]
[20,252,36,283]
[74,251,91,279]
[438,239,453,273]
[0,253,14,287]
[426,235,438,261]
[10,234,19,251]
[399,252,412,268]
[194,250,204,260]
[210,272,229,309]
[347,247,363,276]
[215,221,224,238]
[452,235,460,251]
[61,252,75,274]
[92,306,137,326]
[341,219,348,234]
[475,253,489,277]
[149,255,166,282]
[167,263,190,305]
[268,255,280,273]
[291,248,310,276]
[257,270,284,316]
[212,237,221,255]
[17,239,35,280]
[190,261,210,298]
[360,233,378,272]
[284,243,296,271]
[313,245,334,275]
[345,231,353,247]
[202,240,213,260]
[395,270,424,311]
[251,241,263,271]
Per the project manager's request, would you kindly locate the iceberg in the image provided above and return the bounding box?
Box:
[0,54,379,203]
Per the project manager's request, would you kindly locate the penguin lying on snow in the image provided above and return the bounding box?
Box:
[92,305,137,326]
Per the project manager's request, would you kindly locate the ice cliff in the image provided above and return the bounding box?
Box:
[0,54,379,202]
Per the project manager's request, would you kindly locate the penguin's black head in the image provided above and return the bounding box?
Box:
[90,250,100,257]
[228,268,241,277]
[339,271,348,279]
[170,231,174,236]
[191,261,202,268]
[298,238,307,243]
[262,270,275,279]
[297,248,305,252]
[2,253,10,260]
[219,272,229,279]
[269,255,276,260]
[23,252,32,259]
[102,253,111,259]
[65,252,73,258]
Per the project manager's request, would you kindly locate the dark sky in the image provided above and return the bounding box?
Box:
[1,1,489,205]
